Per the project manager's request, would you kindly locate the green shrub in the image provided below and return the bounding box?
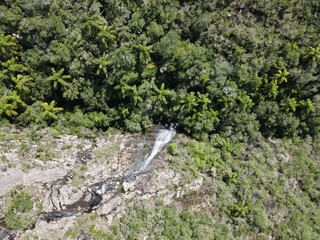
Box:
[4,189,36,230]
[119,204,215,240]
[65,214,117,240]
[168,142,178,156]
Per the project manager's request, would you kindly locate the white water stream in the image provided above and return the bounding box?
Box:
[123,125,176,180]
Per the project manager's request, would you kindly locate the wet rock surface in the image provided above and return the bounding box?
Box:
[0,127,190,239]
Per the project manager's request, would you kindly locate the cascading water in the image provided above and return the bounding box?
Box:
[123,125,176,180]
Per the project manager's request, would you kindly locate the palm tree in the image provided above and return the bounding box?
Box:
[114,78,132,98]
[119,105,130,118]
[2,57,28,75]
[236,92,253,111]
[196,92,211,110]
[96,25,116,48]
[274,68,289,84]
[285,98,297,113]
[153,83,170,104]
[114,73,137,98]
[6,91,27,107]
[0,34,18,57]
[41,100,63,120]
[82,13,106,36]
[0,98,18,117]
[218,95,234,110]
[11,74,34,93]
[46,68,71,90]
[179,92,199,113]
[268,79,279,99]
[233,201,248,217]
[136,43,153,63]
[304,98,315,113]
[131,85,143,105]
[93,54,113,76]
[303,47,320,63]
[0,91,26,118]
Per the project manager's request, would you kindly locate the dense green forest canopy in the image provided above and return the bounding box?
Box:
[0,0,319,140]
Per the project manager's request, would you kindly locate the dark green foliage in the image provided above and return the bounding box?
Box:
[0,0,319,139]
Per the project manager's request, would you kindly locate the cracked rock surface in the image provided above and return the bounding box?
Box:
[0,128,187,239]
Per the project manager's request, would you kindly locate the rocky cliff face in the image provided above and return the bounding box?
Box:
[0,127,190,239]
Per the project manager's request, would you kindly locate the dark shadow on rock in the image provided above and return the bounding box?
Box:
[0,226,16,240]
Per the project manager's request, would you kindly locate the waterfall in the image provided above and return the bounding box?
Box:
[123,125,176,180]
[96,125,176,194]
[94,125,176,194]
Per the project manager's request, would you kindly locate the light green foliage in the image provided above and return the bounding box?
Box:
[11,74,34,94]
[169,134,236,178]
[53,110,97,135]
[93,141,119,163]
[167,135,320,239]
[118,204,215,240]
[46,68,71,90]
[0,97,18,117]
[96,25,116,48]
[1,154,9,163]
[303,46,320,63]
[4,187,40,231]
[0,91,27,118]
[2,57,28,75]
[146,21,164,38]
[167,142,178,156]
[35,145,54,162]
[0,34,19,57]
[93,53,113,76]
[41,100,63,120]
[274,68,289,84]
[65,214,116,240]
[232,200,248,217]
[153,82,170,105]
